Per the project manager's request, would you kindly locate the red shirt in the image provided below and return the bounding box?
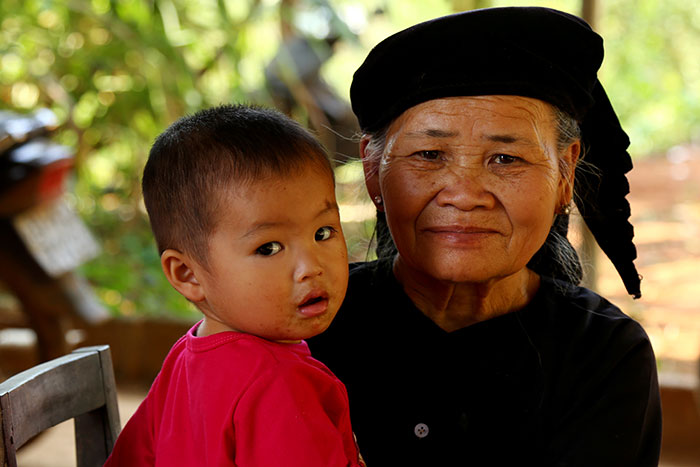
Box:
[105,322,362,466]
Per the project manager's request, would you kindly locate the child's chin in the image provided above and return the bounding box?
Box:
[296,322,334,341]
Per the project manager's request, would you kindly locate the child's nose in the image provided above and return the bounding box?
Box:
[294,250,323,282]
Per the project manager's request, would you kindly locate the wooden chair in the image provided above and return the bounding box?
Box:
[0,345,121,467]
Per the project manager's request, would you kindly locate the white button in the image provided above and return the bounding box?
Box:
[414,423,429,438]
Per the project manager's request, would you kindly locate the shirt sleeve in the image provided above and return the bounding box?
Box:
[104,397,155,466]
[232,361,360,467]
[544,322,662,467]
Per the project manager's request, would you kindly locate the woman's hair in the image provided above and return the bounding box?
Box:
[365,102,585,285]
[142,104,332,268]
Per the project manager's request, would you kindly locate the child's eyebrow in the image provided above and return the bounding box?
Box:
[242,201,339,238]
[316,200,340,217]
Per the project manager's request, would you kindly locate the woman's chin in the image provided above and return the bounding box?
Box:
[398,241,534,285]
[402,256,508,285]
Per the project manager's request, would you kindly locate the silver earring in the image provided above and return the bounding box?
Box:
[374,195,383,205]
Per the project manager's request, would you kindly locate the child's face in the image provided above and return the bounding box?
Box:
[194,163,348,343]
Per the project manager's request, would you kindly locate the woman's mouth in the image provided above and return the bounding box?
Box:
[424,225,499,245]
[427,225,498,234]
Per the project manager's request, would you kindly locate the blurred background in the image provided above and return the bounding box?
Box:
[1,0,699,465]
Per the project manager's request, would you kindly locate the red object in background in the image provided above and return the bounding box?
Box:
[37,158,73,203]
[0,109,107,363]
[0,138,75,217]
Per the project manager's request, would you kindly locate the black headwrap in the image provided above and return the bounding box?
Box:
[351,6,641,298]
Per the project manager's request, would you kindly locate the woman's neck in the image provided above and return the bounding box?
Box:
[393,256,540,332]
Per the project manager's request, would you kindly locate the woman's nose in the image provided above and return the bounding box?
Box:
[435,166,496,211]
[293,249,324,282]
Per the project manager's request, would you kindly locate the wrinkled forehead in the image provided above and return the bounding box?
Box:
[384,96,557,149]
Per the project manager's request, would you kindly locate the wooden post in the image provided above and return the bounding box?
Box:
[581,0,598,27]
[578,0,600,291]
[450,0,491,12]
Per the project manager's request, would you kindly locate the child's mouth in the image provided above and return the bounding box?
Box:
[298,292,329,317]
[302,296,323,306]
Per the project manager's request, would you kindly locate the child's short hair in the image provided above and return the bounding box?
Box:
[142,104,333,267]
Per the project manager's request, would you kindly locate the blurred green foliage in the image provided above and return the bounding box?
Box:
[599,0,700,152]
[1,0,698,319]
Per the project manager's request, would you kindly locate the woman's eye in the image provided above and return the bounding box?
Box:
[315,226,335,241]
[492,154,518,165]
[256,242,283,256]
[414,150,441,161]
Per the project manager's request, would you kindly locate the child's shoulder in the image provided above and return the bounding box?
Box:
[226,335,317,370]
[157,322,329,384]
[184,328,313,371]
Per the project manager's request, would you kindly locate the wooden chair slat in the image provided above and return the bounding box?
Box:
[0,345,121,467]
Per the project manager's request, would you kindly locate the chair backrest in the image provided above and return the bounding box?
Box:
[0,345,121,467]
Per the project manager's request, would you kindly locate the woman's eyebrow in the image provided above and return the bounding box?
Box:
[484,133,539,146]
[402,129,536,145]
[403,128,459,138]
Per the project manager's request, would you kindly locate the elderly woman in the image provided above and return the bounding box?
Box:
[309,7,661,467]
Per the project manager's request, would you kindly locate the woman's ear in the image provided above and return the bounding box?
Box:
[559,140,581,206]
[161,249,206,303]
[360,136,384,212]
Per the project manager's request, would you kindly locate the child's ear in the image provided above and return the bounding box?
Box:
[161,249,206,303]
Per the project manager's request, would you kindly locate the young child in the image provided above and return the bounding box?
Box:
[105,104,363,466]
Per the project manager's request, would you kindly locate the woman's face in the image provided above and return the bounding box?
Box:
[363,95,578,284]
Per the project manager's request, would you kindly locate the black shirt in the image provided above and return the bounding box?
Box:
[309,260,661,466]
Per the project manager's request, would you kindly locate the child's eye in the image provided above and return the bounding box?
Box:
[315,226,335,241]
[256,241,283,256]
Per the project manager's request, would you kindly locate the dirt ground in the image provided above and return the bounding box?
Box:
[592,143,700,374]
